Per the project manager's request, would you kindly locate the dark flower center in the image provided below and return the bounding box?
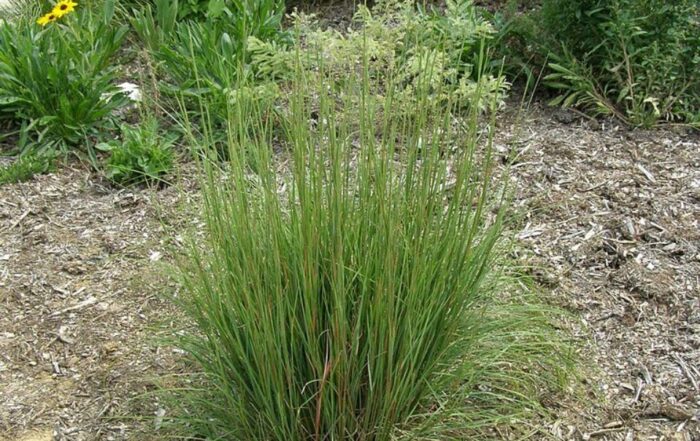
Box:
[49,14,56,19]
[60,4,68,9]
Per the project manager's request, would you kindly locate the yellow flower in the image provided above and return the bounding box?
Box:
[36,12,58,26]
[52,0,78,18]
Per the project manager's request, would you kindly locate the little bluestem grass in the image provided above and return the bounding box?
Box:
[164,38,574,440]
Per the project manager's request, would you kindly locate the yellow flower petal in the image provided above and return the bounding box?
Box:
[36,13,56,26]
[52,0,77,17]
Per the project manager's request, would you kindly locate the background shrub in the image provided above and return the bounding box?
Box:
[295,0,509,114]
[537,0,700,125]
[483,0,543,89]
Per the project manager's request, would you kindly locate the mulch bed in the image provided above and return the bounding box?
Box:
[1,103,698,440]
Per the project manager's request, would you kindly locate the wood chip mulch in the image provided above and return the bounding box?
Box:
[498,104,699,440]
[1,103,698,440]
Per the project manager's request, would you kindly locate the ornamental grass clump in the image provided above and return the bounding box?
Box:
[169,44,571,440]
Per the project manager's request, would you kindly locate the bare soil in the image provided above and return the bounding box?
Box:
[1,104,698,440]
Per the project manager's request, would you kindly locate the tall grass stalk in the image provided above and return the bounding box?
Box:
[169,40,570,440]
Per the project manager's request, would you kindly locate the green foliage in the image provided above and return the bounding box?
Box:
[131,0,286,122]
[133,0,507,132]
[128,0,282,28]
[177,0,216,20]
[290,0,509,114]
[537,0,700,125]
[0,1,128,150]
[166,35,571,440]
[129,0,179,51]
[99,118,175,186]
[0,152,54,185]
[483,0,544,89]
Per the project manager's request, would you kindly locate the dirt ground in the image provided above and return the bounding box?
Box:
[1,102,699,440]
[0,167,191,441]
[498,103,699,440]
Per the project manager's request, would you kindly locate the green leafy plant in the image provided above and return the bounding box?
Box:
[483,0,545,89]
[0,0,129,150]
[170,0,279,21]
[178,0,217,20]
[536,0,700,126]
[0,151,54,185]
[131,0,285,124]
[100,118,175,186]
[129,0,179,51]
[268,0,510,119]
[166,35,572,440]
